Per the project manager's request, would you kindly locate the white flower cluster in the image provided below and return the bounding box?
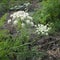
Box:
[7,11,34,27]
[35,24,51,35]
[10,11,29,20]
[7,11,50,36]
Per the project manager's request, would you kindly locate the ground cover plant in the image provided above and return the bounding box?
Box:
[0,0,60,60]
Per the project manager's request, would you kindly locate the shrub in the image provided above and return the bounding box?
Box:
[33,0,60,32]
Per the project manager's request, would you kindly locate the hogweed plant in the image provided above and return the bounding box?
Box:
[35,24,51,35]
[7,10,51,36]
[7,11,33,28]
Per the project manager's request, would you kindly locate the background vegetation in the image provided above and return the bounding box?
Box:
[0,0,60,60]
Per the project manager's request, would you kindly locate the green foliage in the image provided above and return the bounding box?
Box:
[1,0,58,60]
[0,21,46,60]
[0,29,9,41]
[0,0,29,16]
[0,27,30,60]
[33,0,60,32]
[0,3,9,16]
[33,10,41,24]
[17,20,22,30]
[0,26,46,60]
[0,13,7,27]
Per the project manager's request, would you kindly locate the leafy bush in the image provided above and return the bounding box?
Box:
[0,25,46,60]
[0,27,29,60]
[0,27,31,60]
[33,0,60,32]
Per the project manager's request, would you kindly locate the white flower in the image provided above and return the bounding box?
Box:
[9,11,33,27]
[37,32,40,35]
[45,33,48,35]
[41,31,45,34]
[35,24,51,35]
[27,16,33,20]
[14,6,17,8]
[20,17,25,21]
[21,23,25,27]
[34,25,37,27]
[26,20,30,24]
[7,19,11,24]
[38,24,41,27]
[40,24,44,27]
[36,29,39,33]
[12,15,16,20]
[13,20,18,25]
[10,11,30,21]
[25,13,29,16]
[22,14,27,19]
[10,14,13,17]
[30,22,34,26]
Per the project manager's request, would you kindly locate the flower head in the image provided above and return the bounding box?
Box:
[35,24,51,35]
[7,19,11,24]
[13,20,18,25]
[26,20,30,24]
[21,23,25,27]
